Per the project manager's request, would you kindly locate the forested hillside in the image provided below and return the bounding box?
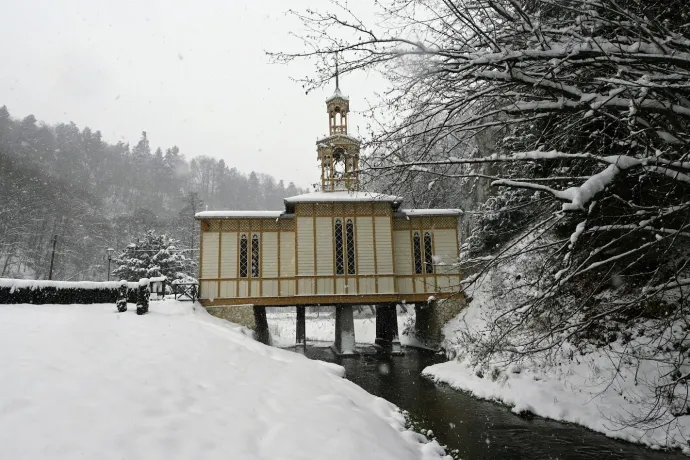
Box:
[0,106,305,281]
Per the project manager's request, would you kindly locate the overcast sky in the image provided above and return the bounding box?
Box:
[0,0,383,188]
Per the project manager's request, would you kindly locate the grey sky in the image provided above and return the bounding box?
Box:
[0,0,382,188]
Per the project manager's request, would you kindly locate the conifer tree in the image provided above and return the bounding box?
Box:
[111,230,195,282]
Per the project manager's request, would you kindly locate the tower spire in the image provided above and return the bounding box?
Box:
[319,63,359,192]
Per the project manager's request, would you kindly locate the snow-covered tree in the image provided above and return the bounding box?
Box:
[275,0,690,432]
[111,230,196,282]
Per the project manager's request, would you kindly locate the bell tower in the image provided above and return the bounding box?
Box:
[316,66,361,192]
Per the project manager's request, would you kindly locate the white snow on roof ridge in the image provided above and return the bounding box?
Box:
[395,208,462,216]
[195,211,287,219]
[284,190,402,203]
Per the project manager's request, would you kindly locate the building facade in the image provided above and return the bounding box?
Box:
[195,83,461,309]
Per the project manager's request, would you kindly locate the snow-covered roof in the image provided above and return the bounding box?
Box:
[326,88,349,102]
[285,190,402,204]
[394,209,462,217]
[195,211,291,219]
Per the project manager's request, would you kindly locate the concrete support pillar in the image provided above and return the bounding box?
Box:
[390,306,401,355]
[333,305,356,356]
[253,306,270,345]
[375,304,402,355]
[295,306,306,346]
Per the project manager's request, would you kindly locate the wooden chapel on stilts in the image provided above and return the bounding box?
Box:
[195,73,464,354]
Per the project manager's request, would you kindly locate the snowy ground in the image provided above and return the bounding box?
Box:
[267,309,419,348]
[423,279,690,454]
[0,300,448,460]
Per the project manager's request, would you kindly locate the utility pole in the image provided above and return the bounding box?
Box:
[48,234,58,280]
[107,248,114,281]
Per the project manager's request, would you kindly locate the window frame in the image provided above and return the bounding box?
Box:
[239,234,248,278]
[251,233,260,278]
[413,230,435,275]
[239,232,260,278]
[334,218,344,275]
[334,217,356,275]
[345,218,356,275]
[423,231,434,274]
[413,231,423,275]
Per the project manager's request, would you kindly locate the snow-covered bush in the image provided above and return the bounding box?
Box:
[0,279,138,305]
[112,230,196,282]
[136,282,150,315]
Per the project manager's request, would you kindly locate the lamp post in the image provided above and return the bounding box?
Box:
[107,248,114,281]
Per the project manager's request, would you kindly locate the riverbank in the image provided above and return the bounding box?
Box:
[0,301,447,460]
[303,345,686,460]
[424,290,690,454]
[268,308,690,458]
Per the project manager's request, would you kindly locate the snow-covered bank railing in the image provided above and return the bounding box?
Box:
[0,278,139,305]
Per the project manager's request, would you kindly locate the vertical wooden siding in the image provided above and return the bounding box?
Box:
[355,216,374,274]
[315,217,333,275]
[432,229,459,274]
[296,217,314,276]
[374,216,393,274]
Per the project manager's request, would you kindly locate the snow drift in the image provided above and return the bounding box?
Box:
[0,300,448,460]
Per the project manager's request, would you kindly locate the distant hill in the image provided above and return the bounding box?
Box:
[0,105,305,280]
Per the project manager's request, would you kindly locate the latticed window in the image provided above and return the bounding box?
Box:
[346,218,356,274]
[239,234,248,278]
[413,231,423,274]
[251,234,260,277]
[424,231,434,274]
[334,218,344,275]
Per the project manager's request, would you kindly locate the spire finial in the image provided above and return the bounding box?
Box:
[334,56,340,91]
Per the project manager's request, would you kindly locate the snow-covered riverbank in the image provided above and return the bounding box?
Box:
[423,295,690,454]
[0,301,448,460]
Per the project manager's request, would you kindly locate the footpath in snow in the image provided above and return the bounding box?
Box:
[0,300,448,460]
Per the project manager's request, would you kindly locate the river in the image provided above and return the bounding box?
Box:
[298,343,687,460]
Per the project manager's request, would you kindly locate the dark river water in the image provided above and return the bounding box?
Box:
[298,344,687,460]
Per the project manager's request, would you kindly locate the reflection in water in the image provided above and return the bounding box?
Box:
[302,345,686,460]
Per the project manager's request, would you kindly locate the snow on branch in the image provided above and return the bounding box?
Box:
[492,154,688,212]
[647,278,690,293]
[493,164,621,212]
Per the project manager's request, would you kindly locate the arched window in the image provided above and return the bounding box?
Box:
[334,218,344,275]
[251,234,260,278]
[346,218,356,274]
[424,231,434,274]
[413,231,423,274]
[239,234,248,278]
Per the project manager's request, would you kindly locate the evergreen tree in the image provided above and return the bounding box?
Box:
[111,230,195,282]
